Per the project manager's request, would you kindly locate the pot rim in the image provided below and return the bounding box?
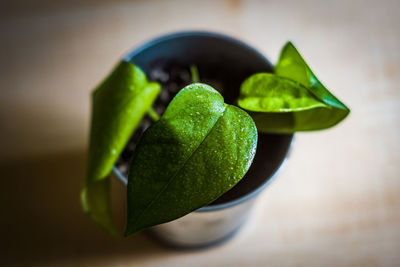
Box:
[122,30,270,64]
[113,30,294,213]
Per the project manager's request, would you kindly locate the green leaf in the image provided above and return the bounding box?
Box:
[275,42,349,109]
[125,83,257,236]
[238,42,350,133]
[238,73,326,112]
[82,61,161,235]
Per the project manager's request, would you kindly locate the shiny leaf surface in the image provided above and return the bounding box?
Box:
[82,61,160,234]
[238,42,350,132]
[125,83,257,236]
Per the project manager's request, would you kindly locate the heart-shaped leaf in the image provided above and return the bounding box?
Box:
[82,61,160,234]
[238,42,349,132]
[125,83,257,236]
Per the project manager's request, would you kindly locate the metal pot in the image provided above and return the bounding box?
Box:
[113,31,293,248]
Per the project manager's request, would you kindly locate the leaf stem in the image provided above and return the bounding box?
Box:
[190,65,200,83]
[148,107,160,121]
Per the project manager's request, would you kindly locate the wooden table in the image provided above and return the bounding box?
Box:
[1,0,399,266]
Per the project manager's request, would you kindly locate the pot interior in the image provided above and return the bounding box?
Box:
[118,31,293,206]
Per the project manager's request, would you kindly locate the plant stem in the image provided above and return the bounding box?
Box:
[148,107,160,121]
[190,65,200,83]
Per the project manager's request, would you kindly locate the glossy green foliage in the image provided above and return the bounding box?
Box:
[82,61,160,234]
[238,42,350,132]
[238,73,326,112]
[125,83,257,236]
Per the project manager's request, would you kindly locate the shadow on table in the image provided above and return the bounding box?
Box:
[0,149,174,265]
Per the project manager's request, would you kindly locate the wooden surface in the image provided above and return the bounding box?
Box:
[1,0,399,266]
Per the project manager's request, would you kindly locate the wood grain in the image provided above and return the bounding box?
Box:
[1,0,399,266]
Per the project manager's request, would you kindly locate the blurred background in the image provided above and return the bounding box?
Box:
[1,0,399,266]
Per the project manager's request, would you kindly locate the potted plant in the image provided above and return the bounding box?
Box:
[81,31,349,247]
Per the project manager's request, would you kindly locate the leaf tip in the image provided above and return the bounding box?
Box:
[283,41,295,50]
[124,224,142,237]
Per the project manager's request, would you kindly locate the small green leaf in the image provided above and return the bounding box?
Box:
[125,83,257,236]
[238,42,349,132]
[275,42,349,110]
[82,61,161,234]
[238,73,326,112]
